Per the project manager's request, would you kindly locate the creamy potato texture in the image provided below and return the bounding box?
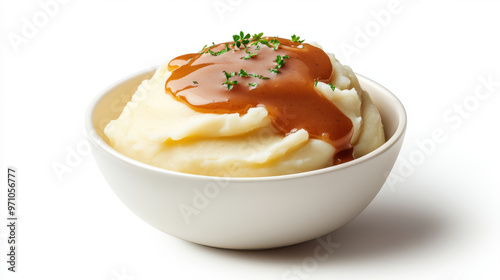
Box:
[104,44,385,177]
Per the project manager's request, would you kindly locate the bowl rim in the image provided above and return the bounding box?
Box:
[85,68,407,182]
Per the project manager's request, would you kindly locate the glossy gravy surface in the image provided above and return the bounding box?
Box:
[166,37,354,164]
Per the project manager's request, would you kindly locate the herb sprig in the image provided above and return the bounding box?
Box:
[232,31,252,48]
[250,32,271,50]
[291,34,305,43]
[200,43,231,56]
[249,73,270,79]
[269,55,289,74]
[223,71,238,90]
[269,37,281,50]
[251,32,264,41]
[221,69,271,90]
[242,49,257,60]
[238,69,269,80]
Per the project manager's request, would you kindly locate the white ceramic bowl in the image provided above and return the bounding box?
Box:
[85,69,406,250]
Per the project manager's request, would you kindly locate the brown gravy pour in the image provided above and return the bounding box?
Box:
[166,37,354,165]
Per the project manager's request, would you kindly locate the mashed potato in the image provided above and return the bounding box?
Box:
[104,42,385,177]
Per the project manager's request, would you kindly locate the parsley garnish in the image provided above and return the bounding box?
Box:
[232,31,262,59]
[193,81,198,84]
[200,42,231,56]
[242,49,257,60]
[223,71,238,90]
[249,73,270,79]
[229,32,282,54]
[206,43,230,56]
[236,69,269,87]
[199,42,215,54]
[269,37,281,50]
[269,55,289,74]
[232,31,251,48]
[314,80,319,87]
[251,38,270,50]
[291,34,305,43]
[238,69,269,79]
[238,69,248,77]
[251,32,264,41]
[215,43,231,56]
[202,33,298,89]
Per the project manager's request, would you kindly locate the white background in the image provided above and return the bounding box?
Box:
[1,0,500,279]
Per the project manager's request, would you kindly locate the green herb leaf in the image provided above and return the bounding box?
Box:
[329,83,336,91]
[252,32,264,41]
[269,54,289,74]
[217,43,231,55]
[314,80,319,87]
[242,48,257,59]
[248,83,258,87]
[249,73,270,79]
[223,71,238,90]
[250,36,272,51]
[238,69,248,77]
[233,31,252,49]
[291,34,305,43]
[223,71,236,79]
[200,44,208,53]
[202,43,230,56]
[270,37,281,50]
[225,80,237,90]
[193,81,198,84]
